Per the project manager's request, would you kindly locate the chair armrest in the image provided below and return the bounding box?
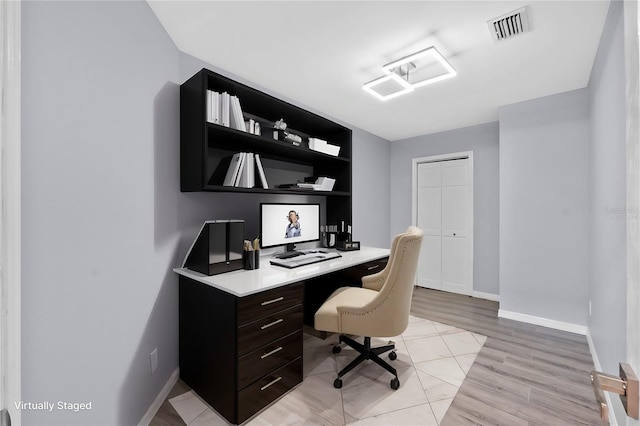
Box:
[361,270,387,292]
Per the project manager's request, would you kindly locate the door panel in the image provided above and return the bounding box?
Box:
[417,187,441,236]
[442,159,469,186]
[415,156,472,295]
[442,236,470,294]
[419,234,442,289]
[442,185,469,238]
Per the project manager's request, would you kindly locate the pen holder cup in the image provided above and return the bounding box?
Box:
[243,250,259,270]
[322,232,336,248]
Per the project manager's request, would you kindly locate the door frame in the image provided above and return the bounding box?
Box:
[0,0,22,424]
[412,151,474,295]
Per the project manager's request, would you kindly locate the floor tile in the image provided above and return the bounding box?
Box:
[165,317,486,426]
[168,391,209,425]
[346,403,438,425]
[415,370,460,402]
[189,408,227,426]
[455,353,477,374]
[342,367,428,420]
[405,335,453,363]
[441,331,482,356]
[429,398,453,424]
[414,358,467,387]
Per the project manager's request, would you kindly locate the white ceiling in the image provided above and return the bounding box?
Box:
[148,1,611,141]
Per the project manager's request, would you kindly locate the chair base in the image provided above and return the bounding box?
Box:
[333,335,400,390]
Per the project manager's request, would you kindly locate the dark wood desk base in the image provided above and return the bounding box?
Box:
[179,256,388,424]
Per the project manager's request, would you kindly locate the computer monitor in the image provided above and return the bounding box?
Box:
[260,203,320,252]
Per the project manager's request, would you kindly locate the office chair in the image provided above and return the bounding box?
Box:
[314,226,423,389]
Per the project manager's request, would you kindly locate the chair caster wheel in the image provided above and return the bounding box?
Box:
[389,351,397,360]
[334,378,343,389]
[390,378,400,390]
[332,345,342,354]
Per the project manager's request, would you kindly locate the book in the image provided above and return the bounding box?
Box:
[207,90,221,124]
[230,95,246,131]
[255,154,268,189]
[233,152,246,186]
[238,153,254,188]
[221,92,230,127]
[222,153,244,186]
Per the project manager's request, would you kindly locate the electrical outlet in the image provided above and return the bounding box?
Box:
[589,300,592,317]
[150,348,158,374]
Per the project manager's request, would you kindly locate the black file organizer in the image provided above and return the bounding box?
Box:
[183,220,244,275]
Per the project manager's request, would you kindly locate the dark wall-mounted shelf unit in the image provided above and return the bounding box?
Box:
[180,68,353,224]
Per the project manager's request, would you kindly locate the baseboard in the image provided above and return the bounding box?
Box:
[497,309,587,335]
[586,330,618,426]
[472,291,499,302]
[138,367,180,426]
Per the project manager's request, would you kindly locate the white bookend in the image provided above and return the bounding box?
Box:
[223,153,243,186]
[254,122,261,136]
[221,92,230,127]
[255,154,268,189]
[233,152,246,186]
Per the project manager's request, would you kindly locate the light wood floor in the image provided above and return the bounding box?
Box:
[411,288,602,425]
[151,287,602,425]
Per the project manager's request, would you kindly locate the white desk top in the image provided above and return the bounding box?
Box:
[173,246,390,297]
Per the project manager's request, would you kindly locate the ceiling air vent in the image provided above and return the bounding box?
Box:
[488,6,530,43]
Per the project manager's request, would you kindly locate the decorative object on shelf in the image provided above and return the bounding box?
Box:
[309,138,340,156]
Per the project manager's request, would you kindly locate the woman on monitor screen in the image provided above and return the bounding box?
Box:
[285,210,301,238]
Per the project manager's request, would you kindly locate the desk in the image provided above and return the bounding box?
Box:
[174,247,389,424]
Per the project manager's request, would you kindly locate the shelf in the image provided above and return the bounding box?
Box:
[201,185,351,197]
[206,123,350,164]
[180,68,353,225]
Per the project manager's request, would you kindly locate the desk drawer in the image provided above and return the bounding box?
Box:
[237,304,302,356]
[238,282,303,326]
[237,357,302,424]
[237,331,302,390]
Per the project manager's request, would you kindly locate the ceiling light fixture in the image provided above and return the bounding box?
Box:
[363,46,456,101]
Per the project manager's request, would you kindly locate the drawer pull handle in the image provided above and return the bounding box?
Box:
[261,346,283,359]
[367,265,380,271]
[261,318,283,330]
[261,296,284,306]
[260,376,282,391]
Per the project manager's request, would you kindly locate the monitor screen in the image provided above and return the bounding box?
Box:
[260,203,320,249]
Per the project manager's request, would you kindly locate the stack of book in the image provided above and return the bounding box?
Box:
[208,91,260,135]
[222,152,269,189]
[296,177,336,191]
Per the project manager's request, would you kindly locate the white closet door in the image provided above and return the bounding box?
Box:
[415,157,472,295]
[441,159,471,294]
[416,162,442,289]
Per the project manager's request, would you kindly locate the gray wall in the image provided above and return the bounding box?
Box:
[22,1,180,425]
[587,0,627,421]
[21,2,391,425]
[390,122,500,296]
[499,89,590,325]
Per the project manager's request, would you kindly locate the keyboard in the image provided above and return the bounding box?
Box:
[275,251,304,259]
[270,252,341,268]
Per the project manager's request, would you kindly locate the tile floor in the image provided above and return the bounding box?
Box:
[169,316,486,425]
